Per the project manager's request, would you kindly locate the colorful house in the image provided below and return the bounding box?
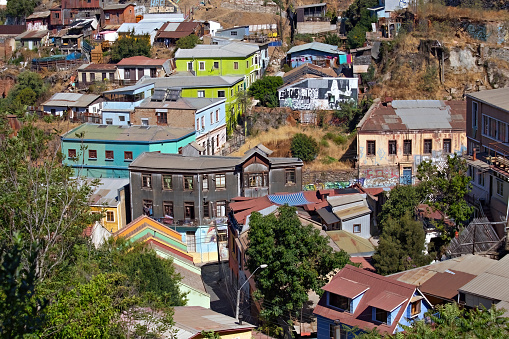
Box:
[141,76,245,133]
[116,56,172,84]
[287,41,346,68]
[314,265,432,338]
[42,93,100,120]
[115,216,211,307]
[61,123,195,178]
[102,3,136,29]
[88,178,130,233]
[102,83,155,125]
[174,42,261,88]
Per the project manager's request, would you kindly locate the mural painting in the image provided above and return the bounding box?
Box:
[361,167,399,188]
[278,78,358,111]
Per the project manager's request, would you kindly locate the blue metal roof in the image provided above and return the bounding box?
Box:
[268,192,312,206]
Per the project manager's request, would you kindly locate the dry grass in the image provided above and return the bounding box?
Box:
[232,125,355,170]
[418,3,509,22]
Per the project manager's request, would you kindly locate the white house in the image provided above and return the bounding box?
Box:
[325,194,372,239]
[42,93,100,120]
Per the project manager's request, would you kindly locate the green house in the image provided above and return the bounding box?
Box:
[141,76,245,133]
[61,123,196,178]
[174,42,262,89]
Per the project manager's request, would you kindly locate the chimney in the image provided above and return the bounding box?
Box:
[238,314,243,325]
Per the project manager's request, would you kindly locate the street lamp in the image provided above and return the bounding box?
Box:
[235,264,268,322]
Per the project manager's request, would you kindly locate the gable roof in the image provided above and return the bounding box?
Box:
[142,75,244,88]
[287,41,343,55]
[459,255,509,302]
[116,56,168,66]
[175,41,259,59]
[326,230,375,255]
[283,63,338,86]
[314,265,417,334]
[0,25,26,35]
[420,269,476,301]
[43,93,99,107]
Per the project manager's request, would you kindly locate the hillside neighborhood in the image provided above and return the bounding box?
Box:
[1,0,509,337]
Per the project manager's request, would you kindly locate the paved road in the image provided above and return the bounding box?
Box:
[200,262,236,317]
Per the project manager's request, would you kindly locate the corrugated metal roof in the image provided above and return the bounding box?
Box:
[327,193,365,207]
[26,11,50,19]
[142,75,244,88]
[175,42,259,59]
[368,291,408,312]
[173,306,255,334]
[467,88,509,113]
[103,83,154,94]
[326,230,375,255]
[322,277,369,298]
[117,21,163,35]
[420,270,476,300]
[43,93,99,107]
[88,178,129,207]
[287,41,343,56]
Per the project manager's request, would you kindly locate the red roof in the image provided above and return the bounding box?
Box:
[314,265,417,335]
[0,25,26,35]
[229,196,274,224]
[322,277,369,299]
[116,56,167,66]
[350,256,376,272]
[420,270,476,300]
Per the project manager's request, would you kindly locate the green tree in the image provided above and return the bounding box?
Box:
[290,133,319,162]
[378,184,423,227]
[372,212,432,275]
[246,206,351,326]
[417,154,474,234]
[110,32,151,63]
[323,32,341,46]
[248,76,283,108]
[6,0,36,24]
[175,34,201,50]
[347,24,368,49]
[343,0,377,48]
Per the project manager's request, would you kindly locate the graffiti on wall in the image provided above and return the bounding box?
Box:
[361,167,399,188]
[279,78,358,111]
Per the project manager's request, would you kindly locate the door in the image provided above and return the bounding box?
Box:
[401,167,412,185]
[82,73,86,83]
[186,231,196,252]
[138,68,144,80]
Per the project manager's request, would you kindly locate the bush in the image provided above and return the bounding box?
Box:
[282,64,292,72]
[321,156,337,165]
[294,33,313,43]
[248,76,283,108]
[290,133,318,162]
[332,134,348,145]
[324,132,335,140]
[320,138,330,148]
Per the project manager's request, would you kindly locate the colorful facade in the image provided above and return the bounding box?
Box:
[89,178,130,233]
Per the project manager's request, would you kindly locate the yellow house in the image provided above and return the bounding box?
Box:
[357,99,466,187]
[172,306,255,338]
[89,178,130,233]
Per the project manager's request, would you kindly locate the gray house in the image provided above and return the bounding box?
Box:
[128,145,303,224]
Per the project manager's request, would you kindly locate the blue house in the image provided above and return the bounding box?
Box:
[287,41,346,68]
[314,265,432,338]
[102,83,155,125]
[61,123,195,178]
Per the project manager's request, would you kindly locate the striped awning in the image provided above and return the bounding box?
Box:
[268,192,311,206]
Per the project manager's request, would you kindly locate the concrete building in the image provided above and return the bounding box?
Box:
[77,63,118,85]
[61,123,195,178]
[357,99,467,188]
[465,88,509,224]
[42,93,100,120]
[102,83,155,125]
[133,93,227,154]
[88,178,130,233]
[116,56,172,84]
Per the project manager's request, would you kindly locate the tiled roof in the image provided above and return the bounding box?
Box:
[314,265,416,335]
[116,56,168,66]
[358,100,466,132]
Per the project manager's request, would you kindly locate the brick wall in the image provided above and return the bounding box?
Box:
[131,107,195,127]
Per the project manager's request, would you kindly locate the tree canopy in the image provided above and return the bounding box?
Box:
[246,205,351,326]
[342,0,377,48]
[290,133,319,162]
[248,76,283,108]
[175,34,201,50]
[110,32,151,63]
[6,0,37,24]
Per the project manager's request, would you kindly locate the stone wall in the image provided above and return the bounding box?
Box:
[220,0,278,14]
[302,168,357,189]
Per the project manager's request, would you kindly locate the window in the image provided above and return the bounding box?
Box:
[329,293,350,311]
[477,170,484,186]
[213,61,219,69]
[216,174,226,189]
[217,135,219,147]
[201,116,205,130]
[203,202,210,218]
[217,90,225,98]
[483,115,489,135]
[443,139,451,153]
[246,60,249,68]
[163,201,173,217]
[472,101,478,128]
[196,118,199,130]
[158,112,167,124]
[162,175,172,190]
[150,68,157,78]
[210,112,213,124]
[231,31,238,36]
[248,173,266,187]
[105,118,113,125]
[55,12,59,18]
[375,308,387,323]
[329,324,347,339]
[255,56,258,65]
[89,150,97,159]
[106,211,114,222]
[285,169,296,185]
[410,300,421,317]
[234,62,239,70]
[90,73,95,82]
[142,174,152,188]
[367,140,376,156]
[68,149,77,158]
[424,139,432,154]
[124,151,133,161]
[217,229,227,242]
[184,176,194,190]
[403,140,412,155]
[215,201,226,217]
[216,110,219,122]
[353,224,361,233]
[184,202,195,219]
[105,150,114,160]
[198,90,205,98]
[186,231,196,252]
[51,108,56,115]
[202,175,208,190]
[143,200,153,216]
[119,116,125,122]
[497,179,504,197]
[141,118,148,126]
[199,61,205,70]
[187,62,193,71]
[388,140,397,155]
[109,72,114,80]
[124,69,130,78]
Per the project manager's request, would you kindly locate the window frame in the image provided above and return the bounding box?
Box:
[157,112,167,124]
[202,174,209,191]
[215,174,226,189]
[88,149,97,159]
[217,90,225,98]
[142,200,153,216]
[443,138,452,154]
[328,292,351,312]
[105,150,114,160]
[388,140,397,155]
[124,151,133,161]
[353,224,361,233]
[215,200,226,217]
[163,201,174,217]
[410,300,421,318]
[375,308,388,323]
[199,61,205,70]
[285,169,296,185]
[403,139,412,155]
[423,139,432,154]
[496,179,504,197]
[162,175,172,190]
[234,61,239,70]
[472,101,478,129]
[197,90,205,98]
[184,175,194,190]
[106,210,115,222]
[367,140,376,156]
[141,173,152,189]
[68,149,77,159]
[213,61,219,69]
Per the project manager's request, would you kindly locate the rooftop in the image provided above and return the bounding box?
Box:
[314,265,417,335]
[138,97,225,111]
[467,87,509,113]
[116,56,168,66]
[0,25,26,35]
[175,41,259,59]
[287,41,343,55]
[283,63,338,86]
[358,100,466,132]
[103,82,154,95]
[88,178,129,207]
[15,30,48,40]
[26,11,50,19]
[420,269,476,301]
[43,93,99,108]
[78,63,117,71]
[103,3,134,10]
[117,21,164,35]
[326,230,375,255]
[459,255,509,302]
[61,123,195,143]
[142,75,244,88]
[173,306,255,336]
